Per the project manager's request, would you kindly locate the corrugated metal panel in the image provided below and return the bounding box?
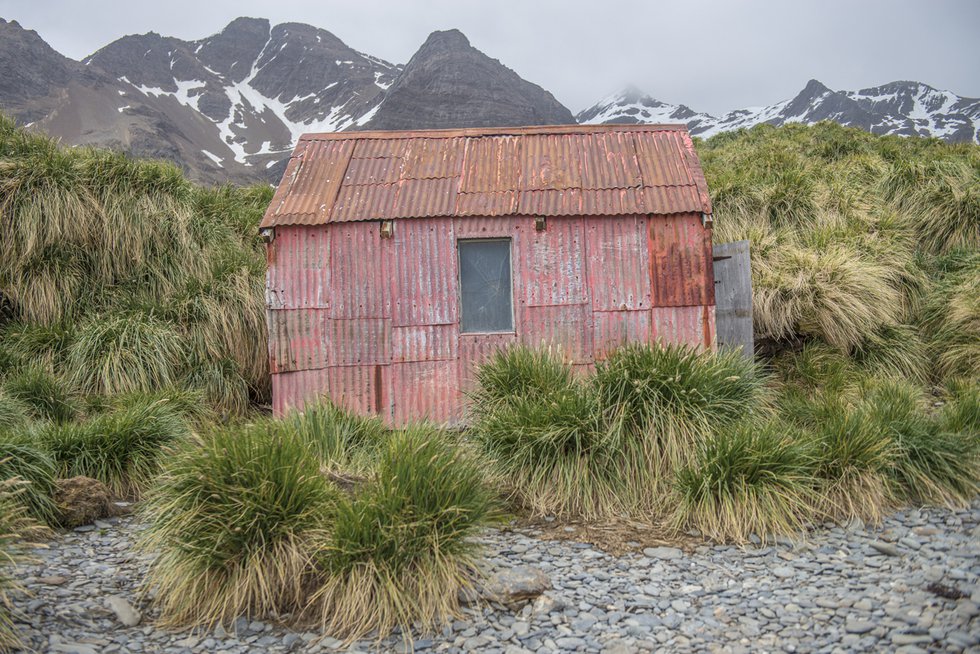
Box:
[633,130,694,187]
[585,216,651,311]
[329,319,390,365]
[453,216,526,239]
[267,140,355,226]
[516,189,583,216]
[455,191,517,217]
[351,137,411,160]
[271,364,389,418]
[261,141,308,228]
[680,130,713,215]
[579,131,642,190]
[391,218,458,326]
[267,309,331,373]
[651,305,717,349]
[519,304,593,363]
[402,138,465,179]
[343,156,401,185]
[649,213,715,307]
[390,177,459,219]
[458,332,518,392]
[265,226,329,310]
[262,125,712,227]
[641,185,704,216]
[593,310,651,359]
[391,324,458,362]
[516,217,588,307]
[389,361,461,426]
[331,183,397,222]
[520,134,582,190]
[459,136,521,192]
[329,222,391,318]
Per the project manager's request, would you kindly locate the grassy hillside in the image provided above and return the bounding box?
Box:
[0,114,272,420]
[697,122,979,386]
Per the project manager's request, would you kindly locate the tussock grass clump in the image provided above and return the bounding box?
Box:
[470,347,619,519]
[471,344,770,520]
[863,382,980,507]
[0,434,58,526]
[938,379,980,436]
[141,422,336,628]
[1,367,78,423]
[1,478,41,652]
[698,121,976,378]
[671,420,816,542]
[290,400,388,471]
[0,392,30,430]
[593,343,767,473]
[67,311,188,396]
[37,397,189,496]
[310,426,495,642]
[799,396,895,524]
[922,250,980,381]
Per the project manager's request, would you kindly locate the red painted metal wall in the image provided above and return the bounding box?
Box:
[267,213,716,425]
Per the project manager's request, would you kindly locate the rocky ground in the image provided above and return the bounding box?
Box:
[8,502,980,654]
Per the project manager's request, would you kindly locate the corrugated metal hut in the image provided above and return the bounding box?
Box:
[260,124,716,425]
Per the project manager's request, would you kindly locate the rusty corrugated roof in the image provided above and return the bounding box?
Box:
[260,124,712,228]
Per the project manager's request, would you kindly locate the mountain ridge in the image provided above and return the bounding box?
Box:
[1,15,977,186]
[577,79,980,143]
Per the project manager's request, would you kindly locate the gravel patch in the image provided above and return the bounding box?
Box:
[9,502,980,653]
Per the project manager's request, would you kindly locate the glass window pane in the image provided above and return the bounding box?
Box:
[459,240,513,333]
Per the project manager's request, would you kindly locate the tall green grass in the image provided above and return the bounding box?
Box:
[0,434,58,526]
[471,344,770,520]
[141,422,336,628]
[671,420,815,542]
[0,113,271,417]
[36,397,190,496]
[290,400,388,472]
[310,426,495,641]
[0,478,36,652]
[700,121,977,385]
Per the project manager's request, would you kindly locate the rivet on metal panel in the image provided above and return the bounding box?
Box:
[380,220,395,239]
[535,216,546,232]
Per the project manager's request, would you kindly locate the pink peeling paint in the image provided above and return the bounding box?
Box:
[264,125,716,426]
[267,214,717,425]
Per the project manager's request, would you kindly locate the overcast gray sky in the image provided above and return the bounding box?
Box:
[1,0,978,114]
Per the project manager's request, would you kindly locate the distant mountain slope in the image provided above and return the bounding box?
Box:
[361,29,573,130]
[577,79,980,143]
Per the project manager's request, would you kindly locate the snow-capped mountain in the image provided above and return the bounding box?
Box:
[577,79,980,143]
[3,14,977,185]
[84,17,398,169]
[0,17,570,183]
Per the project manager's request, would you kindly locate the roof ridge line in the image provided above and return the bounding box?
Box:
[301,124,690,141]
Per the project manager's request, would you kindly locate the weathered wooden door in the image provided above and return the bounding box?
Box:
[712,240,754,359]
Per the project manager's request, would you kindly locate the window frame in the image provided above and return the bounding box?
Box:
[456,237,516,335]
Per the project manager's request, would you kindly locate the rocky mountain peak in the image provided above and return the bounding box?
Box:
[364,28,574,131]
[419,28,472,52]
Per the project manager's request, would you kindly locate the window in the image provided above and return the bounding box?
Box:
[458,239,513,333]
